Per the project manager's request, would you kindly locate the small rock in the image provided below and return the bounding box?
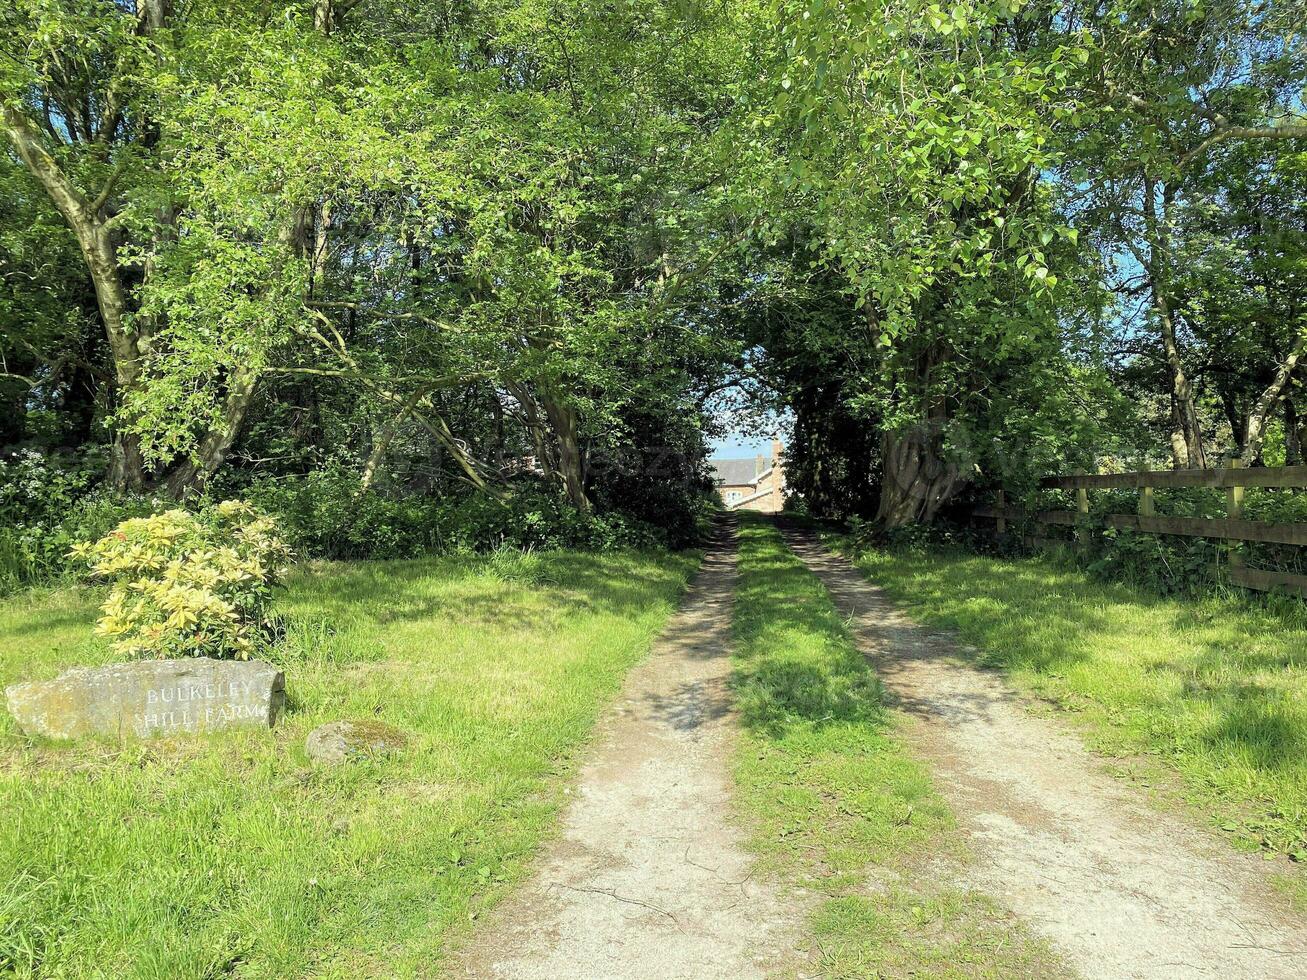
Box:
[305,720,409,765]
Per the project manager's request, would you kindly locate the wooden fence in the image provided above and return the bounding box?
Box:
[971,461,1307,598]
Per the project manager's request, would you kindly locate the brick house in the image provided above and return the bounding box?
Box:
[711,440,785,513]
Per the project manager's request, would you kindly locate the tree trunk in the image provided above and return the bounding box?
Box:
[139,0,170,32]
[410,402,490,491]
[107,431,149,492]
[314,0,337,33]
[359,432,391,491]
[313,0,362,35]
[539,393,589,511]
[360,387,422,491]
[2,106,148,491]
[1154,293,1207,468]
[1168,393,1188,469]
[1143,176,1207,469]
[1241,333,1307,466]
[162,368,259,497]
[1218,386,1244,455]
[874,425,968,529]
[506,381,558,481]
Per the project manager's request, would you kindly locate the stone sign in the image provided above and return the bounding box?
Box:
[5,658,285,740]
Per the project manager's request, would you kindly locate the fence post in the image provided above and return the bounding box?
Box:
[1077,483,1089,550]
[1227,458,1244,569]
[996,489,1006,537]
[1139,485,1155,517]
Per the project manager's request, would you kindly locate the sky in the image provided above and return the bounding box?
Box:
[708,408,792,460]
[709,433,776,459]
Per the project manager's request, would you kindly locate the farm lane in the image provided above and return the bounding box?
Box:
[779,521,1307,980]
[452,516,808,979]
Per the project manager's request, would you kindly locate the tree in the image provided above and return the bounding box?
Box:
[1062,0,1307,468]
[749,0,1086,525]
[1,0,167,487]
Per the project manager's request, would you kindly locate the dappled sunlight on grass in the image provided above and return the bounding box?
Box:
[732,518,935,871]
[732,542,884,739]
[0,547,697,977]
[837,539,1307,863]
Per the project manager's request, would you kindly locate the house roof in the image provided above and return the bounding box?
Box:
[711,457,766,486]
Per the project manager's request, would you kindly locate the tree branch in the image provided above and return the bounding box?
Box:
[2,106,94,229]
[1179,123,1307,170]
[89,159,129,215]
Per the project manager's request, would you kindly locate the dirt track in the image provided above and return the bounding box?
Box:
[780,523,1307,980]
[451,518,807,979]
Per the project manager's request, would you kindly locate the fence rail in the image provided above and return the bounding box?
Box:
[1042,465,1307,490]
[973,461,1307,599]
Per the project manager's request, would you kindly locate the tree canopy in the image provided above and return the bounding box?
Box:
[3,0,1306,531]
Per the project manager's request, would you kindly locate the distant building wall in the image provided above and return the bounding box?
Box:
[712,441,785,514]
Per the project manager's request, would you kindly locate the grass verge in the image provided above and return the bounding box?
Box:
[830,537,1307,880]
[0,547,696,978]
[730,514,1063,977]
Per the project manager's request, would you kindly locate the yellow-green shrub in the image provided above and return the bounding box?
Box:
[71,500,293,659]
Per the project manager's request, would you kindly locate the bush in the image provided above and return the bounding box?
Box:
[846,514,985,557]
[245,467,674,560]
[1085,527,1225,595]
[2,451,688,596]
[242,465,445,560]
[0,449,162,591]
[939,482,1307,598]
[71,501,292,659]
[1065,484,1306,595]
[587,464,718,550]
[444,487,667,552]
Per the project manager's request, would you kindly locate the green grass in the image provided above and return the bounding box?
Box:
[832,537,1307,876]
[0,547,697,978]
[730,515,1063,977]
